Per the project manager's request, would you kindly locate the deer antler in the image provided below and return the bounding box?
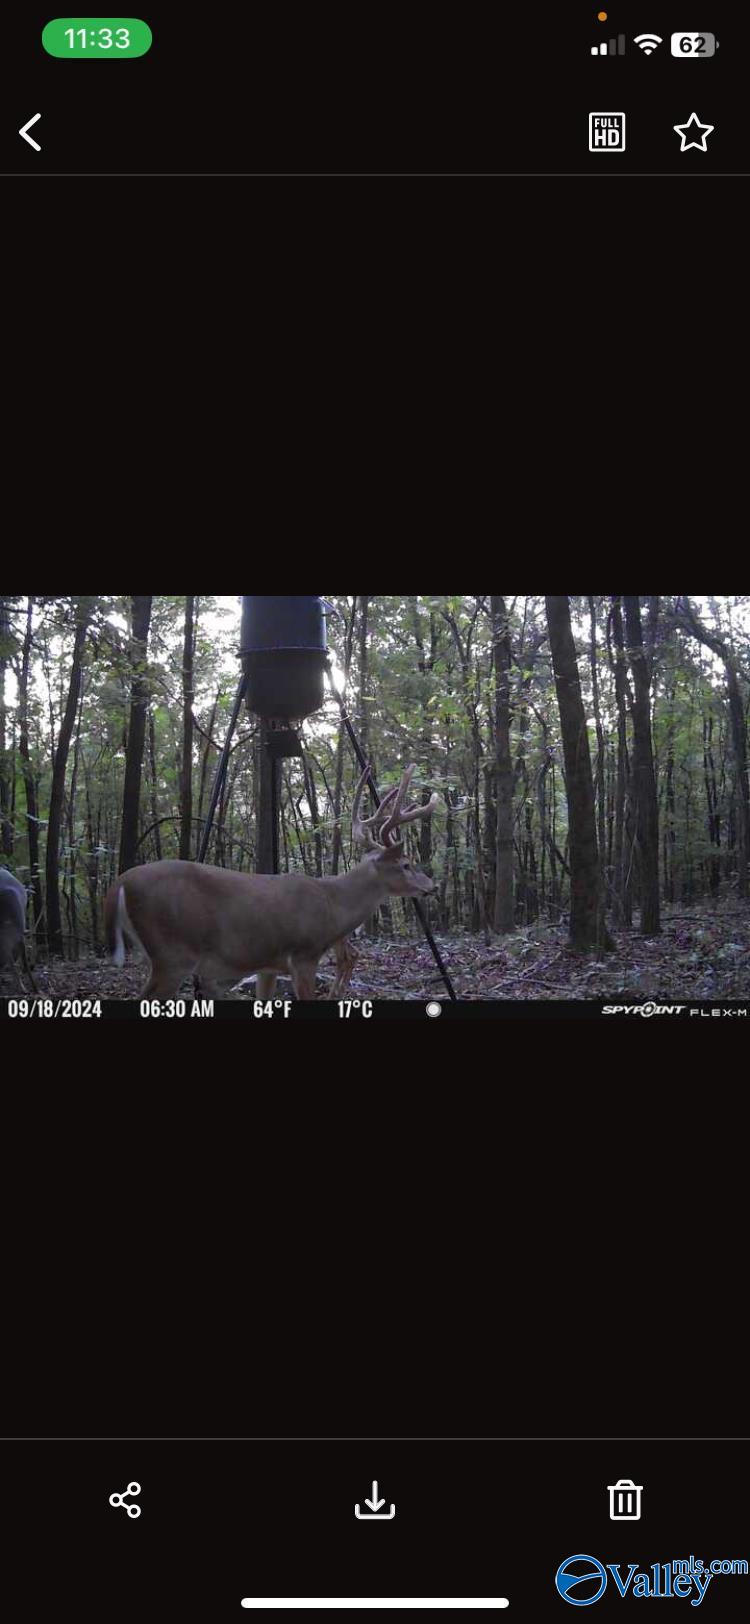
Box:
[378,764,440,850]
[351,764,398,850]
[352,763,438,852]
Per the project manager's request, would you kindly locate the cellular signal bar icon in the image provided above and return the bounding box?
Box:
[592,35,626,57]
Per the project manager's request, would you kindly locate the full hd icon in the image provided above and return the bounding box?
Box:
[589,113,626,152]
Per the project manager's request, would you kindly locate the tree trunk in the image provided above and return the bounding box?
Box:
[663,690,676,904]
[514,687,537,925]
[623,595,661,936]
[179,595,196,860]
[119,596,153,875]
[0,597,13,856]
[483,763,496,922]
[674,597,749,900]
[357,596,371,761]
[46,599,93,957]
[588,596,607,893]
[545,596,612,953]
[725,667,749,899]
[285,770,310,873]
[411,600,439,875]
[440,785,456,931]
[196,690,220,853]
[304,754,323,877]
[18,599,44,940]
[216,760,239,870]
[609,597,633,927]
[66,683,84,959]
[83,757,99,953]
[331,730,346,877]
[472,691,489,938]
[148,710,162,860]
[491,596,514,932]
[331,597,357,876]
[702,714,721,894]
[357,596,379,935]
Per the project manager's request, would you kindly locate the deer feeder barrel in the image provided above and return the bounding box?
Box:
[240,596,328,721]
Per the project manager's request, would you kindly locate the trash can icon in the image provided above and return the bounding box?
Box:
[608,1478,643,1520]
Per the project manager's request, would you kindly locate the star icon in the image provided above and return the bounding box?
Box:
[673,112,715,152]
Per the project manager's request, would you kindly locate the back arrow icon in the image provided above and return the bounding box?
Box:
[19,114,42,152]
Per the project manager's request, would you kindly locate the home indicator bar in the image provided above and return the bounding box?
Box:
[240,1604,511,1612]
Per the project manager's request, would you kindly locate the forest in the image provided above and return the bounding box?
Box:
[0,594,748,1004]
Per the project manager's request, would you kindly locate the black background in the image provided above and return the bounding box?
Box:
[3,1071,748,1618]
[2,1440,748,1618]
[1,5,747,175]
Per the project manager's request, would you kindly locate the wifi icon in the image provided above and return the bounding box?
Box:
[634,34,663,55]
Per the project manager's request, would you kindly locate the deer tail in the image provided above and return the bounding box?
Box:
[105,881,128,966]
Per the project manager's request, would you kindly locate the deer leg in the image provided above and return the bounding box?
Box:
[141,963,192,999]
[20,942,38,994]
[256,971,278,1000]
[12,958,28,997]
[332,936,356,1000]
[290,958,319,1001]
[194,978,224,1000]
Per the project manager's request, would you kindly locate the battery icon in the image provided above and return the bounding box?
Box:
[671,33,718,57]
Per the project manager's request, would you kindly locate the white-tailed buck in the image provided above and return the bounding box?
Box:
[105,764,438,999]
[0,869,36,995]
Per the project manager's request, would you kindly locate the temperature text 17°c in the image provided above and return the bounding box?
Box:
[338,1000,374,1018]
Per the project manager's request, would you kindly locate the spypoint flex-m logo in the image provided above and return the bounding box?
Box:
[555,1553,748,1607]
[601,1003,686,1016]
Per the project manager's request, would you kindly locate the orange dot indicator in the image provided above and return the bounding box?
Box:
[598,10,608,20]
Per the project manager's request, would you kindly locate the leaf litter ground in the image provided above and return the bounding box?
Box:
[8,895,749,1003]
